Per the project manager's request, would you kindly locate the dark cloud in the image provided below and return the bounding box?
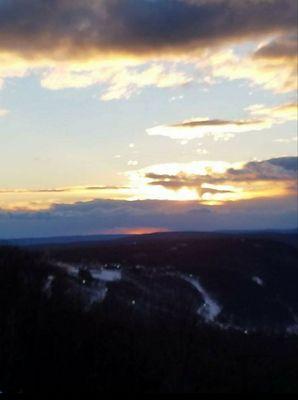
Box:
[85,186,129,190]
[226,157,298,181]
[0,188,69,194]
[253,33,297,60]
[0,0,296,60]
[172,118,265,129]
[0,185,127,194]
[146,172,206,188]
[0,196,297,239]
[266,157,298,172]
[199,187,233,195]
[146,157,298,190]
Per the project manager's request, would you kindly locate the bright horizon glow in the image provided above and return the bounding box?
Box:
[0,159,295,210]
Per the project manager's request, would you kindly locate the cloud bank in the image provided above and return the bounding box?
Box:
[0,0,296,60]
[0,195,297,239]
[2,157,297,210]
[142,157,298,201]
[0,1,296,98]
[1,157,296,237]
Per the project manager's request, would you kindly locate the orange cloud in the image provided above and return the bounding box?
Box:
[128,157,297,204]
[39,61,191,99]
[198,34,297,93]
[147,101,297,141]
[0,185,131,211]
[147,118,272,141]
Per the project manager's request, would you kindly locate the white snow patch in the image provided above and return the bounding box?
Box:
[286,323,298,335]
[55,261,80,277]
[54,262,122,283]
[181,274,222,322]
[51,261,122,309]
[91,269,122,282]
[43,275,55,297]
[77,286,108,311]
[82,286,108,310]
[252,276,264,286]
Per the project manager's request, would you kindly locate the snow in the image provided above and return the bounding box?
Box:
[91,269,122,282]
[181,274,222,322]
[43,275,55,297]
[287,323,298,335]
[55,261,80,277]
[54,262,122,283]
[53,262,119,307]
[84,286,108,309]
[252,276,264,286]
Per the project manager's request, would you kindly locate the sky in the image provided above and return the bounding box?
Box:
[0,0,297,238]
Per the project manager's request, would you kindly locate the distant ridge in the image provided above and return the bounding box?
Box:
[1,229,297,248]
[0,234,130,247]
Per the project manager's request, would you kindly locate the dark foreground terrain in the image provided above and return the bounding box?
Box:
[0,232,298,394]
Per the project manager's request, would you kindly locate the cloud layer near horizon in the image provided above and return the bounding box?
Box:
[1,156,297,209]
[134,156,298,203]
[1,195,297,239]
[1,157,297,237]
[146,156,296,190]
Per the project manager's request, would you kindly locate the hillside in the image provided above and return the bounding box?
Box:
[0,233,298,393]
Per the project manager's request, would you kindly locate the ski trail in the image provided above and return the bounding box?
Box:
[181,274,222,322]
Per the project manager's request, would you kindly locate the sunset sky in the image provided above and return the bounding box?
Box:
[0,0,297,238]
